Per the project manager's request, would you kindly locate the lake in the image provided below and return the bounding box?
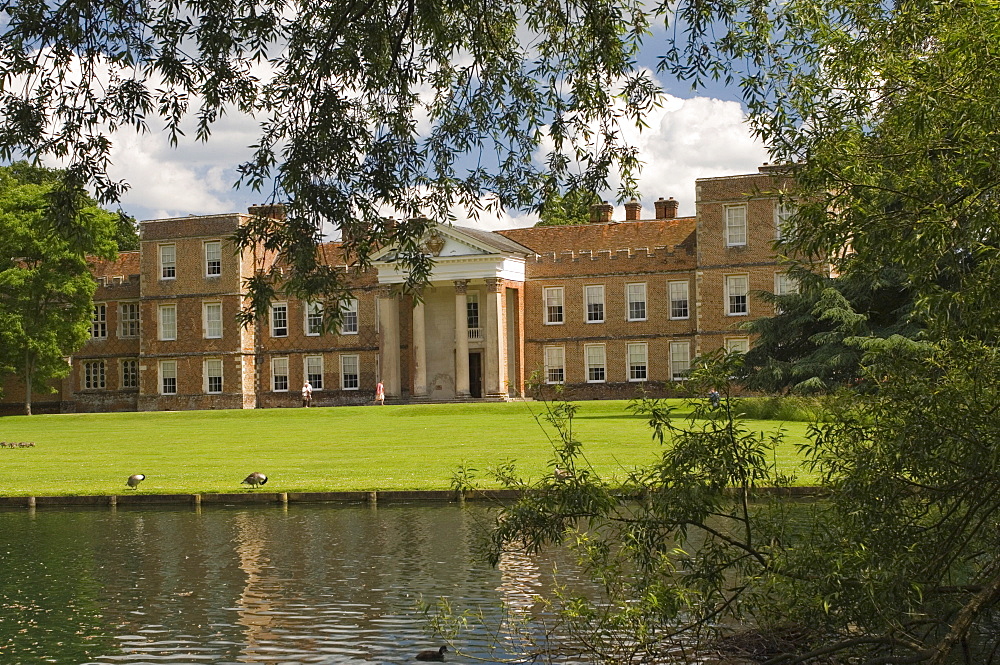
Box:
[0,503,572,664]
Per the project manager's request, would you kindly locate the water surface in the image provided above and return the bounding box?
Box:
[0,503,566,664]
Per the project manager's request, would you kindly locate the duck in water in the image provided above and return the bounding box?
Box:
[415,646,448,661]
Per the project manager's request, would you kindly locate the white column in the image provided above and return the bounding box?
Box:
[454,280,470,397]
[412,296,427,397]
[484,277,507,398]
[377,286,401,398]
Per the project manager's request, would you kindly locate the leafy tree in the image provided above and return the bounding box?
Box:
[0,165,119,415]
[740,2,1000,341]
[536,188,601,226]
[740,262,922,393]
[457,356,803,663]
[0,0,659,323]
[456,343,1000,664]
[1,163,139,252]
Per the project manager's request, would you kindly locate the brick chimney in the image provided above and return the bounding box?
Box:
[624,198,642,221]
[248,203,286,221]
[589,201,614,224]
[654,197,679,219]
[758,162,798,174]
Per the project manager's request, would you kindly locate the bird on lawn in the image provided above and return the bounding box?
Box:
[242,472,268,488]
[415,646,448,661]
[126,474,145,489]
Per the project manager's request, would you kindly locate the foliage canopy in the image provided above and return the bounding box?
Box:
[535,188,601,227]
[740,261,922,394]
[0,162,120,414]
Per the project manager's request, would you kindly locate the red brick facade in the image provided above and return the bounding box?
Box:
[0,166,796,413]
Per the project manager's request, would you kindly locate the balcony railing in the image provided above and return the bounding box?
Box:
[468,327,482,341]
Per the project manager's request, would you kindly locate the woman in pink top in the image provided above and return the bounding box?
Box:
[375,381,385,405]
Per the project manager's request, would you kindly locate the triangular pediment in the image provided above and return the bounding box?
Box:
[371,223,530,262]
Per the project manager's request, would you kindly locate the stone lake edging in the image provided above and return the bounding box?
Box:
[0,486,824,510]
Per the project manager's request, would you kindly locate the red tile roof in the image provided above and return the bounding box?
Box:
[89,251,140,278]
[497,218,697,254]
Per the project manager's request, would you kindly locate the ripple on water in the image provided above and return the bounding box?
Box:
[1,504,586,664]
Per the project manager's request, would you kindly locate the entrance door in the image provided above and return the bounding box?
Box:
[468,352,482,398]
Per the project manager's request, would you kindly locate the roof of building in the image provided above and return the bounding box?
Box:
[496,218,697,254]
[450,225,535,255]
[89,251,140,277]
[316,242,347,266]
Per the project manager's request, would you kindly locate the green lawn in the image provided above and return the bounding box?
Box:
[0,400,816,496]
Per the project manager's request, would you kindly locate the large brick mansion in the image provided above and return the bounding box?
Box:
[0,165,798,413]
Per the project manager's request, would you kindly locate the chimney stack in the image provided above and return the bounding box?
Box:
[624,198,641,221]
[654,197,679,219]
[248,203,286,221]
[589,201,614,224]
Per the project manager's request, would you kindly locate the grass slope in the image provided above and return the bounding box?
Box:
[0,400,815,496]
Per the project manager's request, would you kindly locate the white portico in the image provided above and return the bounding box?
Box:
[372,225,529,401]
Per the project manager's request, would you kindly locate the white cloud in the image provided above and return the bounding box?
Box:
[106,113,265,221]
[614,94,770,218]
[451,201,539,231]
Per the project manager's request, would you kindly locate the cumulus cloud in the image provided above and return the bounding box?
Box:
[106,114,264,221]
[451,200,539,231]
[613,94,770,218]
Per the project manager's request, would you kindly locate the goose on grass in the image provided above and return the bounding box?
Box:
[242,472,268,488]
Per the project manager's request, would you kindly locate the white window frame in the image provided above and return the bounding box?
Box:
[585,343,606,383]
[159,244,176,280]
[341,299,359,335]
[626,283,647,321]
[159,360,177,395]
[203,301,223,339]
[305,355,324,390]
[158,303,177,341]
[305,301,324,336]
[585,285,605,323]
[271,356,289,392]
[725,337,751,354]
[775,200,796,240]
[204,240,222,277]
[83,360,106,389]
[120,359,138,390]
[270,302,288,337]
[725,205,748,247]
[340,354,360,390]
[119,302,140,338]
[725,274,750,316]
[91,303,107,338]
[204,358,223,394]
[543,346,565,384]
[627,342,648,382]
[669,341,691,381]
[774,272,799,296]
[668,281,690,320]
[543,286,564,325]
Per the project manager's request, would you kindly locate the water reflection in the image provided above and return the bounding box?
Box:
[0,504,573,664]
